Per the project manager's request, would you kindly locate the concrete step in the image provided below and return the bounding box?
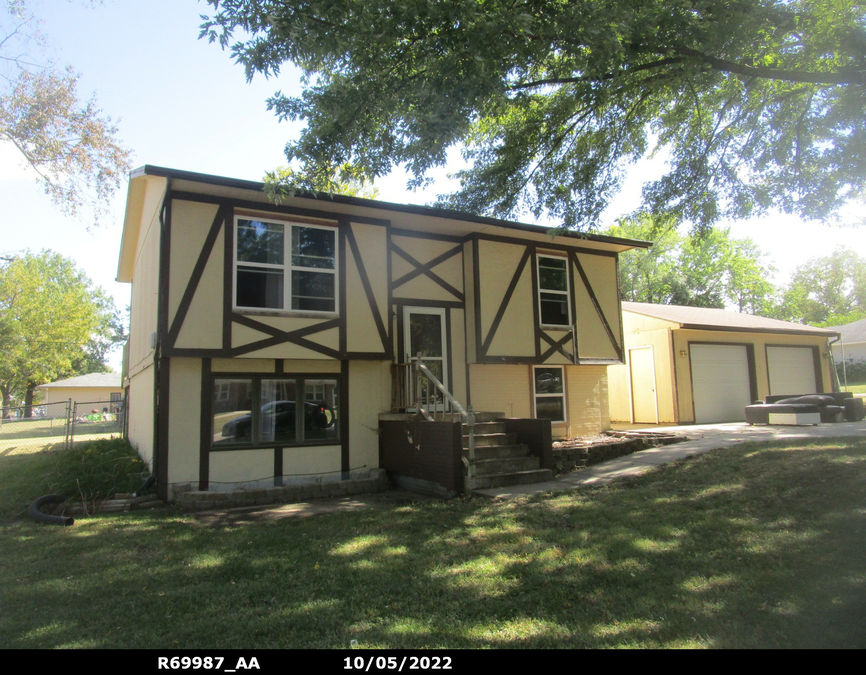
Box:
[470,412,506,423]
[463,421,507,435]
[473,469,554,490]
[466,444,532,460]
[463,432,517,448]
[474,456,542,475]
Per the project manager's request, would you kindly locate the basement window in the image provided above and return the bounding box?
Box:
[533,366,566,422]
[212,375,339,448]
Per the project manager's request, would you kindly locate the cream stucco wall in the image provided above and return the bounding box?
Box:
[469,363,610,438]
[127,363,155,470]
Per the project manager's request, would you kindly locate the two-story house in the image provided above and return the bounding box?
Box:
[117,166,649,500]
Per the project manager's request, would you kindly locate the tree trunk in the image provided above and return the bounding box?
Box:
[24,384,35,418]
[1,384,11,418]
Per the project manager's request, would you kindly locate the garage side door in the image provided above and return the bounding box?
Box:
[690,344,752,423]
[767,346,818,396]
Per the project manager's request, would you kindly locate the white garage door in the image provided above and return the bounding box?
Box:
[767,346,817,396]
[690,344,752,423]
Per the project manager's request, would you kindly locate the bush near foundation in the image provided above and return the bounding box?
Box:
[49,438,148,504]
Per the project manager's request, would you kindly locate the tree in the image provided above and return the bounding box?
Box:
[607,216,777,312]
[0,1,131,227]
[202,0,866,230]
[773,247,866,324]
[0,250,125,416]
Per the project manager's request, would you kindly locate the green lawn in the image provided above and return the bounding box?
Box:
[840,382,866,395]
[1,438,865,648]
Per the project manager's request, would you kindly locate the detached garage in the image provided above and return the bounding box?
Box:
[608,303,838,425]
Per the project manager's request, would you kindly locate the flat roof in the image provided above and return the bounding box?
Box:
[623,302,839,337]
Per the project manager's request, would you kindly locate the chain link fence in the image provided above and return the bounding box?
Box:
[0,398,125,454]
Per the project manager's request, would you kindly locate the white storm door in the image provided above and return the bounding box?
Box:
[690,344,752,423]
[403,306,449,394]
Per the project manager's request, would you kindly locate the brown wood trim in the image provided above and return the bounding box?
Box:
[157,192,172,345]
[274,448,283,487]
[475,231,620,257]
[155,356,170,501]
[391,243,463,289]
[232,313,341,340]
[472,235,483,364]
[229,319,342,359]
[481,246,531,357]
[223,206,234,351]
[680,323,835,338]
[167,205,226,348]
[539,331,574,362]
[199,358,211,491]
[393,298,464,310]
[391,227,464,243]
[386,223,394,357]
[345,223,390,352]
[614,255,625,364]
[168,189,390,226]
[390,242,464,302]
[341,360,350,478]
[275,359,284,375]
[530,245,541,360]
[339,223,348,355]
[163,347,230,358]
[571,252,624,361]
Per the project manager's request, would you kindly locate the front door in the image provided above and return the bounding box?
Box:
[403,306,449,398]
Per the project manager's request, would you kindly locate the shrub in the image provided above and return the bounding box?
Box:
[836,358,866,384]
[49,438,149,504]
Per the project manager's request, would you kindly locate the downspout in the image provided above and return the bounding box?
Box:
[828,335,843,392]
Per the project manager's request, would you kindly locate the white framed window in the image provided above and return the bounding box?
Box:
[537,254,571,327]
[533,366,566,422]
[234,216,338,313]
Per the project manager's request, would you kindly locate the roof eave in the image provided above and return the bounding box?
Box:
[131,164,652,251]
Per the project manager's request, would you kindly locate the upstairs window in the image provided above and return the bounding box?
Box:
[234,217,337,313]
[537,254,571,327]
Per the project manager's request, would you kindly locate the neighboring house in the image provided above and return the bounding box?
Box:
[37,372,123,411]
[117,166,649,500]
[608,302,839,425]
[825,318,866,366]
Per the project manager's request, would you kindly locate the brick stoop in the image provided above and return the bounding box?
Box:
[464,420,553,490]
[176,469,390,511]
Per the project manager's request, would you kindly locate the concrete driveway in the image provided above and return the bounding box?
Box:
[474,420,866,499]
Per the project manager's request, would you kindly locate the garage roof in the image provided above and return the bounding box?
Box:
[825,317,866,345]
[38,373,122,389]
[623,302,839,337]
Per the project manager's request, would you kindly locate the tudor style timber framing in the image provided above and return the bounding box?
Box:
[470,233,624,366]
[121,165,651,500]
[158,189,393,362]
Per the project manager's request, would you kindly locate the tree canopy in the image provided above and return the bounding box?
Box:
[607,216,777,313]
[202,0,866,230]
[0,1,131,227]
[0,250,125,415]
[772,247,866,325]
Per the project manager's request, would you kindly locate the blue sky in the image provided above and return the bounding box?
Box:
[1,1,862,369]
